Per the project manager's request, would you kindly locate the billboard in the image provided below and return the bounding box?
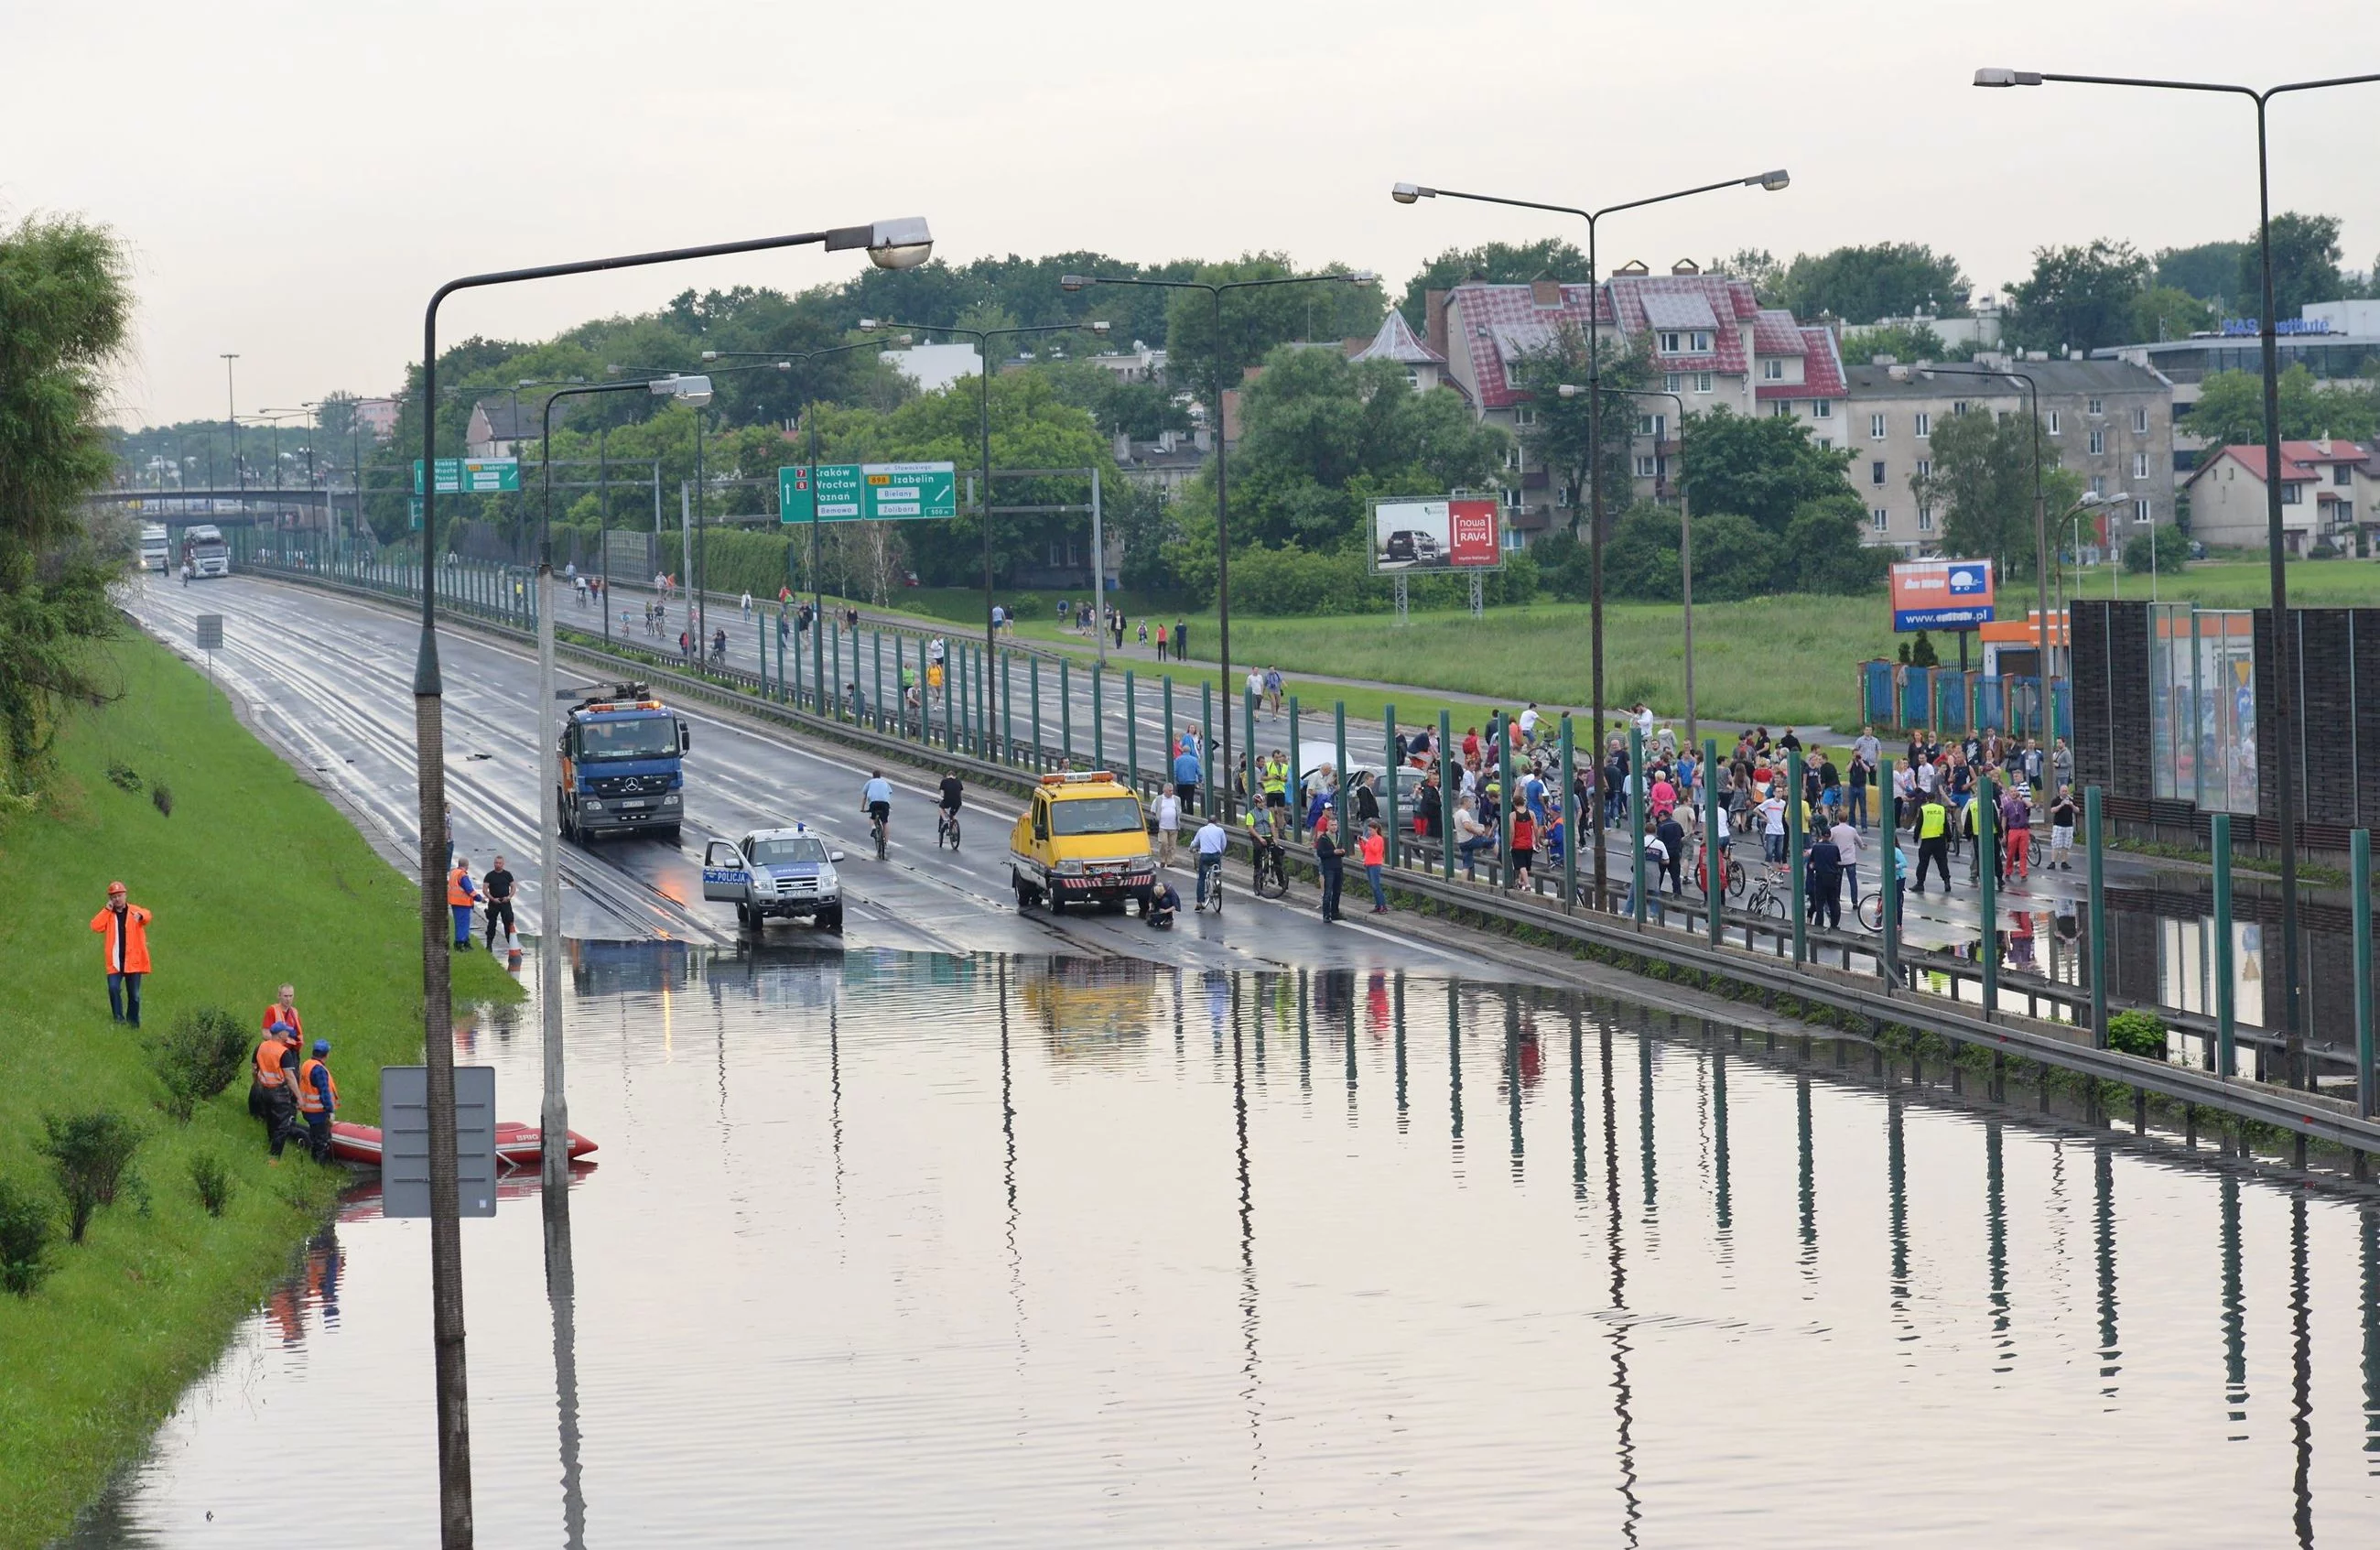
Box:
[1369,496,1502,572]
[1889,558,1996,632]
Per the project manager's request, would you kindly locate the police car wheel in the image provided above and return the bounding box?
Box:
[818,905,843,933]
[735,902,752,927]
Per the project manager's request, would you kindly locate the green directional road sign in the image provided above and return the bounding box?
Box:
[413,458,522,495]
[779,461,957,523]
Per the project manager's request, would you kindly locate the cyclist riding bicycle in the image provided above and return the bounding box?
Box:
[860,771,893,845]
[1191,815,1229,912]
[937,773,964,844]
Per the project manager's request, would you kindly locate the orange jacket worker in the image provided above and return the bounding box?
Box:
[90,881,152,1027]
[447,858,480,949]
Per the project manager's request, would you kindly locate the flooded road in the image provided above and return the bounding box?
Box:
[74,945,2380,1547]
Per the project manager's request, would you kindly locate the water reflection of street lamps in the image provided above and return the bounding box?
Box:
[410,215,931,1547]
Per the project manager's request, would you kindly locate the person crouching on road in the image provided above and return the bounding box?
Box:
[447,856,481,949]
[296,1041,339,1163]
[254,1020,303,1160]
[1144,878,1181,928]
[91,881,153,1027]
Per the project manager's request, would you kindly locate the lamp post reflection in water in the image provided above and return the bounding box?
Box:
[1599,1020,1643,1545]
[542,1183,586,1550]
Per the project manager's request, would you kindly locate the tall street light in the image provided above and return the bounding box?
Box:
[1974,68,2380,1088]
[857,317,1110,726]
[1918,363,2056,735]
[221,353,241,493]
[1393,170,1788,906]
[410,214,928,1547]
[536,374,710,1180]
[1059,267,1378,816]
[1561,383,1696,752]
[701,337,907,679]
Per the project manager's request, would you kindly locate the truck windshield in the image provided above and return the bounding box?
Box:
[1050,796,1142,836]
[749,836,828,865]
[576,717,677,762]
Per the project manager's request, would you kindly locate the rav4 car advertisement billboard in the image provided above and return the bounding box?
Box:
[1369,497,1503,572]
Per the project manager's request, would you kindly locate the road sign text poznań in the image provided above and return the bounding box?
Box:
[778,462,958,523]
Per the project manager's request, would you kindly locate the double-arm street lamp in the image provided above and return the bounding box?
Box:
[1393,171,1787,905]
[409,214,928,1547]
[1058,267,1377,816]
[1975,67,2380,1088]
[855,317,1110,714]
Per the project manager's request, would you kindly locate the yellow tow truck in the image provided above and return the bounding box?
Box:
[1009,770,1155,915]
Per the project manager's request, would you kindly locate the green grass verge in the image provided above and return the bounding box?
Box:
[0,630,519,1550]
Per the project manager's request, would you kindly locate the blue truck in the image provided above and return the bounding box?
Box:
[557,683,689,843]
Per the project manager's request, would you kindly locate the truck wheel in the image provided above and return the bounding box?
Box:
[1049,890,1066,915]
[660,824,681,846]
[1012,871,1034,910]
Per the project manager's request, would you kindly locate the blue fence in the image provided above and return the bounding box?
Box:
[1861,660,2069,741]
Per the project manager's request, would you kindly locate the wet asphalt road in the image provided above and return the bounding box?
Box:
[129,573,1490,978]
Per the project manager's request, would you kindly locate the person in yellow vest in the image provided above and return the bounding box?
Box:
[447,855,481,949]
[253,1023,303,1159]
[295,1040,340,1163]
[1260,751,1291,837]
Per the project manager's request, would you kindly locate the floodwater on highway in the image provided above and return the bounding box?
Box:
[71,944,2380,1547]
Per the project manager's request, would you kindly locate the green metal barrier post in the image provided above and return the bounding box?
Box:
[2085,786,2106,1048]
[2214,812,2234,1076]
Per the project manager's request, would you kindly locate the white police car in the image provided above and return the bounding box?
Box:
[700,824,845,933]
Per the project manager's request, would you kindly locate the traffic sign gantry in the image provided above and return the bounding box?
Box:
[413,458,523,495]
[778,461,957,523]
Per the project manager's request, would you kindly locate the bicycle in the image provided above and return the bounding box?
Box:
[937,806,962,851]
[1741,862,1790,919]
[1195,853,1225,914]
[1252,840,1289,899]
[1693,843,1746,901]
[872,813,889,861]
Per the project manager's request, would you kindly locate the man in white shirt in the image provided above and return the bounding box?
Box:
[1192,817,1229,911]
[1155,788,1182,867]
[1829,815,1861,903]
[1758,791,1789,864]
[1518,703,1541,748]
[1854,725,1882,770]
[1246,667,1264,704]
[1633,703,1656,741]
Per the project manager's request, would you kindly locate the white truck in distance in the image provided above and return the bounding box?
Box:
[139,524,169,571]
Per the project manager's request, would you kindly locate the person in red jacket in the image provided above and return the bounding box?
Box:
[1358,822,1390,914]
[90,881,152,1027]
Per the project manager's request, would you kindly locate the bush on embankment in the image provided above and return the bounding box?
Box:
[0,629,518,1550]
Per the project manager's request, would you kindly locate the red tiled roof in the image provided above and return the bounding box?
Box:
[1444,275,1818,409]
[1749,329,1845,402]
[2195,439,2370,487]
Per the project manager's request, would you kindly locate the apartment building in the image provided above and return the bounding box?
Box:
[1424,264,1840,543]
[1843,357,2174,558]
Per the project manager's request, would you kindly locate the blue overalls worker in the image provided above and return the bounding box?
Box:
[447,858,480,949]
[296,1040,340,1163]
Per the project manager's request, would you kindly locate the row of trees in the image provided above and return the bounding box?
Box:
[2,214,132,796]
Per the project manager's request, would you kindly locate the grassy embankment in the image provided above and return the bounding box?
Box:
[0,630,518,1550]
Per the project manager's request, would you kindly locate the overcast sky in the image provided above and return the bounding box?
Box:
[8,0,2376,429]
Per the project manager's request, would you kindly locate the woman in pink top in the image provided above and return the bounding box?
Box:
[1650,775,1677,820]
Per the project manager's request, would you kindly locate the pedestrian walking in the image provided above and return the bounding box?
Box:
[1314,814,1346,922]
[1174,618,1188,660]
[2048,786,2078,870]
[1829,814,1861,904]
[1912,794,1952,894]
[90,881,153,1027]
[1172,742,1203,815]
[740,590,752,620]
[2001,784,2033,882]
[482,855,516,952]
[1806,828,1844,930]
[1359,821,1389,913]
[1155,786,1182,867]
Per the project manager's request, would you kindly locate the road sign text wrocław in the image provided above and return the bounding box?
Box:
[778,461,958,523]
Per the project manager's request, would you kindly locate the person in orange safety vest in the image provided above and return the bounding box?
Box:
[447,857,481,949]
[253,1021,303,1160]
[90,881,153,1027]
[296,1040,339,1162]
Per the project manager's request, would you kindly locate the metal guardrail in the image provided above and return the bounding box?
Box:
[239,555,2380,1160]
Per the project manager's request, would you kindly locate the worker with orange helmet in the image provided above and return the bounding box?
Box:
[89,881,153,1027]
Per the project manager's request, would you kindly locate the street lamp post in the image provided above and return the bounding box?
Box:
[536,374,710,1187]
[856,318,1110,726]
[1393,170,1788,905]
[1058,268,1377,817]
[410,214,929,1548]
[221,353,241,493]
[1563,384,1696,753]
[1974,67,2380,1086]
[1918,363,2056,736]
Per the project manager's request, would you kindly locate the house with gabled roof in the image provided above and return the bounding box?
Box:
[1422,263,1843,545]
[2186,439,2366,556]
[1347,308,1466,400]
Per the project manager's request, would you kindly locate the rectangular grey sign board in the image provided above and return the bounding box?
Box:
[194,614,222,651]
[380,1065,498,1219]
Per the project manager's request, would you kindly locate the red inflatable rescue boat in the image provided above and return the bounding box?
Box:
[329,1121,598,1170]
